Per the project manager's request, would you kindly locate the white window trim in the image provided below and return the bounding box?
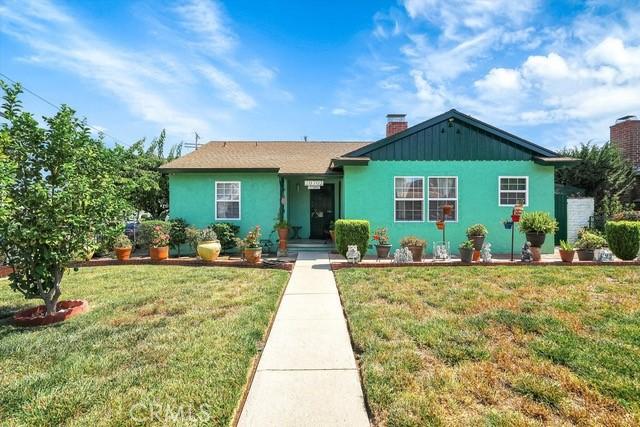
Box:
[427,176,459,223]
[215,181,241,220]
[498,176,529,207]
[393,176,425,223]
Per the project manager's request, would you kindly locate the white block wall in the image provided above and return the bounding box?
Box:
[566,198,594,243]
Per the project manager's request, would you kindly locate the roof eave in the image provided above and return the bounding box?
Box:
[160,167,281,173]
[533,157,580,167]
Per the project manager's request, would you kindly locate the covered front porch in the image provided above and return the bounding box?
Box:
[281,175,344,241]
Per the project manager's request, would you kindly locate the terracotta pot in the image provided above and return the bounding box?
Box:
[468,235,485,251]
[442,204,453,215]
[436,221,445,230]
[530,246,542,262]
[115,247,132,261]
[376,244,392,259]
[472,250,481,261]
[277,227,289,242]
[559,249,575,263]
[406,245,424,262]
[576,249,594,261]
[149,246,169,261]
[459,247,474,263]
[526,232,546,248]
[14,300,88,327]
[197,240,221,261]
[329,230,336,241]
[244,247,262,264]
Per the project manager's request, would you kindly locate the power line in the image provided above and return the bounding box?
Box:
[0,71,125,145]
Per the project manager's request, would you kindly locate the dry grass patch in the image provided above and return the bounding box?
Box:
[336,266,640,426]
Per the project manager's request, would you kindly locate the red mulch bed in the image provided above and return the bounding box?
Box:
[74,257,294,271]
[13,300,88,327]
[0,265,12,278]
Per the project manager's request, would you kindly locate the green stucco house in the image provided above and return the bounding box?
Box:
[161,110,570,254]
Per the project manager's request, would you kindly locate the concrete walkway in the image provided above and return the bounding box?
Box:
[238,252,370,427]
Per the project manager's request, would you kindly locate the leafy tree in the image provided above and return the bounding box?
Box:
[556,143,635,216]
[169,218,188,257]
[110,130,181,220]
[0,81,127,315]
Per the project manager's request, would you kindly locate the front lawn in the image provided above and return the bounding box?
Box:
[0,265,289,426]
[336,266,640,426]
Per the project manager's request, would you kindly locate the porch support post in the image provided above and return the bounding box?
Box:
[277,176,288,257]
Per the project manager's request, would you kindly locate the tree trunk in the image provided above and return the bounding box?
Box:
[42,268,63,316]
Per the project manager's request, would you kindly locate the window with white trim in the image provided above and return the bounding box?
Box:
[394,177,424,221]
[499,177,528,206]
[428,177,457,221]
[215,181,240,220]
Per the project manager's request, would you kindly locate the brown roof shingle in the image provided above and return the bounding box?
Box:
[160,141,371,175]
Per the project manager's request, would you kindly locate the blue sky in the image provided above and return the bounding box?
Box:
[1,0,640,151]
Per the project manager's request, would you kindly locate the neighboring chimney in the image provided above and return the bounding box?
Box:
[386,114,408,137]
[610,115,640,170]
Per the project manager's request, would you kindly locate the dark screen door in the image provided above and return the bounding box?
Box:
[310,184,335,239]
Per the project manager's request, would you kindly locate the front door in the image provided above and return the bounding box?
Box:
[309,184,335,239]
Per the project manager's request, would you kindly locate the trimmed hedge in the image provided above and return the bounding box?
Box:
[138,220,171,248]
[605,221,640,260]
[335,219,370,258]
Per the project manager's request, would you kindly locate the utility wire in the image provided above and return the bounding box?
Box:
[0,71,126,145]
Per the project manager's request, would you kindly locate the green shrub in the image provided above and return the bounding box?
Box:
[400,236,426,247]
[575,231,607,250]
[138,220,171,248]
[210,222,240,253]
[518,211,558,234]
[611,210,640,222]
[113,234,132,249]
[335,219,370,258]
[605,221,640,260]
[466,224,488,237]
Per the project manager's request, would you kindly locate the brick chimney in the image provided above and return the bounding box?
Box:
[386,114,408,137]
[611,115,640,170]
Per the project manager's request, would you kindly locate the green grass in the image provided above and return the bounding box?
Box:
[335,266,640,426]
[0,266,289,426]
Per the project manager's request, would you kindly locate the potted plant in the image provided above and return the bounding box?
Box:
[149,225,170,261]
[113,234,132,261]
[243,225,262,264]
[575,230,607,261]
[466,224,488,251]
[436,220,445,230]
[197,228,221,262]
[329,221,336,241]
[372,227,392,258]
[400,236,426,262]
[518,211,558,248]
[559,240,575,263]
[459,240,474,263]
[274,218,289,242]
[502,219,513,229]
[442,204,453,216]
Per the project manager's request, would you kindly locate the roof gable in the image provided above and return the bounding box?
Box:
[346,109,557,161]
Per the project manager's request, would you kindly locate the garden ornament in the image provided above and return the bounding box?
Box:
[433,241,450,261]
[596,248,613,262]
[346,245,361,263]
[393,247,413,263]
[480,243,492,262]
[521,241,533,262]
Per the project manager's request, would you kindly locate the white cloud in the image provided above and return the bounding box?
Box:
[174,0,236,55]
[198,64,256,109]
[474,68,523,98]
[522,53,570,81]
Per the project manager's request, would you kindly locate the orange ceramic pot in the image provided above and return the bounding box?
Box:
[149,246,169,261]
[115,247,132,261]
[244,247,262,264]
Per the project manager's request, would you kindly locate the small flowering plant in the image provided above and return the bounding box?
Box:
[242,225,262,249]
[372,227,390,246]
[150,225,170,248]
